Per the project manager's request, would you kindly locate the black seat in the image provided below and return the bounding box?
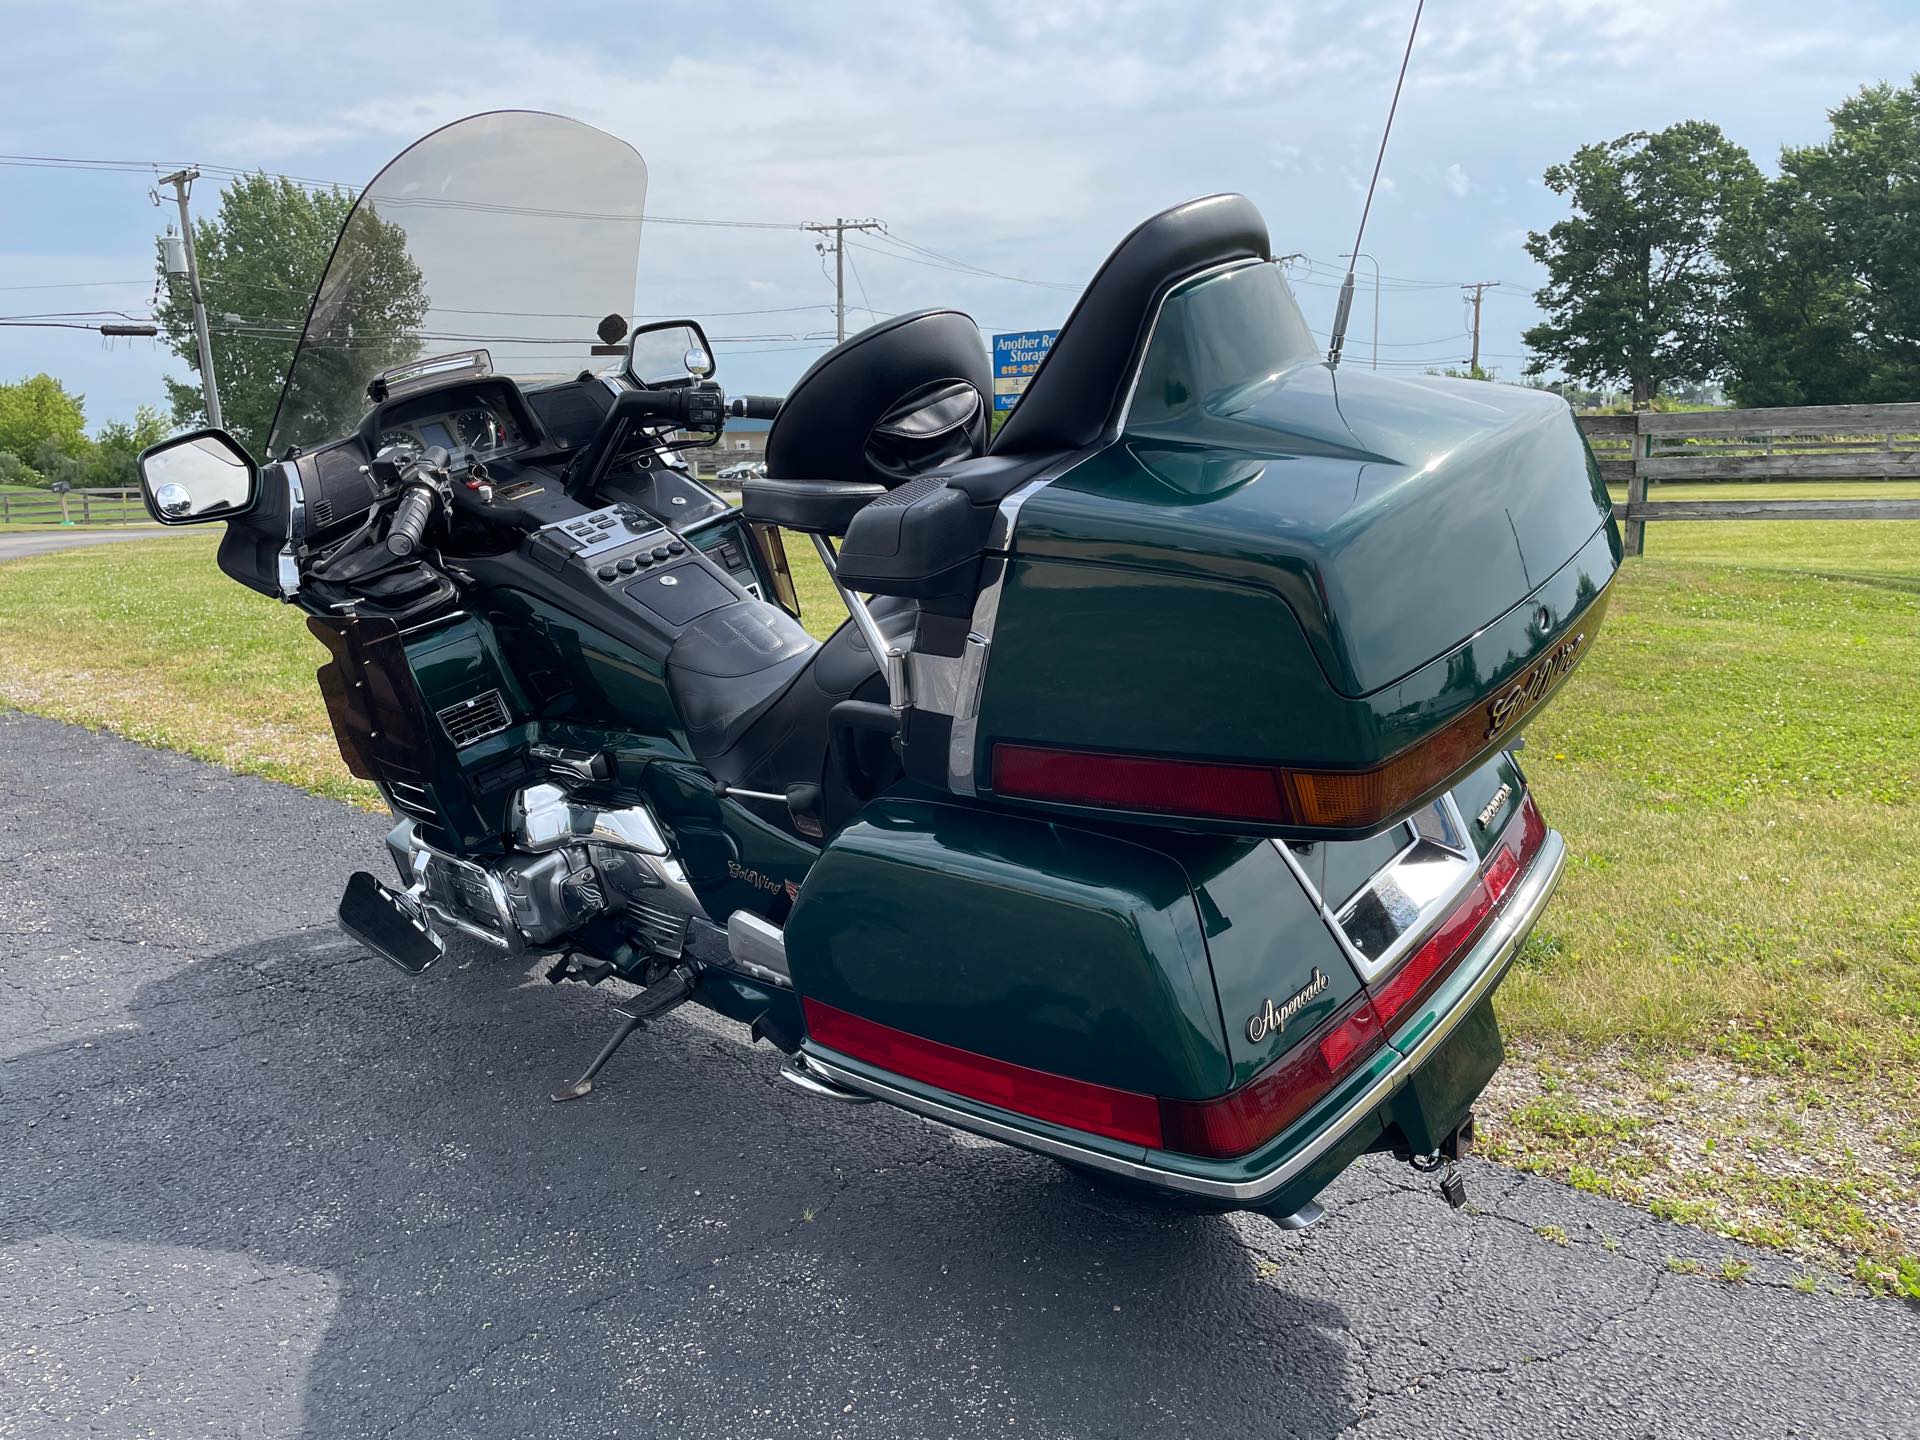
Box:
[665,594,916,812]
[834,194,1272,605]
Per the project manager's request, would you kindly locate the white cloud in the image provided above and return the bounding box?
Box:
[1443,164,1473,198]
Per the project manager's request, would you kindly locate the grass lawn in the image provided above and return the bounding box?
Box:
[1,503,1915,1295]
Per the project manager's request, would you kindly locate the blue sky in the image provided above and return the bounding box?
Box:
[3,0,1916,430]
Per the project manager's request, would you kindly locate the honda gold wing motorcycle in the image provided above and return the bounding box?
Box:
[138,111,1618,1230]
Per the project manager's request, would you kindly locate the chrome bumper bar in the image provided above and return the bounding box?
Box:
[803,828,1568,1203]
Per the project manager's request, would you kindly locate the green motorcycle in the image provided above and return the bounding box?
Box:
[139,111,1616,1229]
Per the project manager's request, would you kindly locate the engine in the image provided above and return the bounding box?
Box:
[385,783,706,958]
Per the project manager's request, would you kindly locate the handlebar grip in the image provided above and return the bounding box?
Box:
[386,484,436,557]
[729,394,783,421]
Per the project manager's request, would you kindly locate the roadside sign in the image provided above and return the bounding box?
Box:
[990,330,1059,412]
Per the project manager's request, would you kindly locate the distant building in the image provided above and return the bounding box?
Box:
[689,416,769,475]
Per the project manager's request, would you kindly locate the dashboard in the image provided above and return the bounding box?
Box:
[373,386,528,463]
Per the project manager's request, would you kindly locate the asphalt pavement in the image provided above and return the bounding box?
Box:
[2,710,1915,1439]
[0,527,188,562]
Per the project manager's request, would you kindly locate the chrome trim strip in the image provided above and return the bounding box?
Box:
[727,910,791,985]
[277,460,305,600]
[804,830,1567,1202]
[1270,796,1480,985]
[781,1055,874,1103]
[944,475,1048,794]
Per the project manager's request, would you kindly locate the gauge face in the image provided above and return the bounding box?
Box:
[453,408,504,452]
[377,428,415,453]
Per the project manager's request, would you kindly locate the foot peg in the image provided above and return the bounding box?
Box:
[337,871,444,975]
[550,965,696,1103]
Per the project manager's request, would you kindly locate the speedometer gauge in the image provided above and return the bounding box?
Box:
[454,409,504,452]
[377,428,415,453]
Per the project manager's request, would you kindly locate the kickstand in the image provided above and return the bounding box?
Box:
[550,1013,644,1103]
[548,965,697,1104]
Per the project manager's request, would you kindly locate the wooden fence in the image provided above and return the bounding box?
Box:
[1576,402,1920,555]
[0,488,148,527]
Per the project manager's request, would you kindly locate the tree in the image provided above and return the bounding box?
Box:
[1522,122,1762,407]
[154,173,424,458]
[31,437,85,490]
[83,405,171,489]
[1722,78,1920,407]
[0,373,87,461]
[0,451,41,487]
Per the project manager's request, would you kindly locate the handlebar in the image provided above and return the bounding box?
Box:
[728,394,783,421]
[386,484,436,557]
[383,445,450,557]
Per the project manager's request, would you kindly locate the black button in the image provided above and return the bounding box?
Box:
[635,553,653,568]
[652,545,671,561]
[667,540,686,556]
[596,565,618,582]
[616,557,637,575]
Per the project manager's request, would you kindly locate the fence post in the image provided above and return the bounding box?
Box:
[1623,413,1649,557]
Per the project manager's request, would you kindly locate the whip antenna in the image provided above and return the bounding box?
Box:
[1328,0,1424,369]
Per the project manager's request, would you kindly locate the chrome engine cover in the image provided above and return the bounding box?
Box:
[384,785,707,956]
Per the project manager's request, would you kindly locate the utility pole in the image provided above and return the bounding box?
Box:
[1461,280,1499,376]
[1344,252,1381,369]
[803,217,884,343]
[158,168,222,428]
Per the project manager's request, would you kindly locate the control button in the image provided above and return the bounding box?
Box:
[652,545,671,561]
[616,557,637,576]
[595,565,618,582]
[634,553,653,568]
[667,540,686,556]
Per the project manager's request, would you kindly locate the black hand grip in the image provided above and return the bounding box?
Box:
[729,394,783,421]
[386,484,436,557]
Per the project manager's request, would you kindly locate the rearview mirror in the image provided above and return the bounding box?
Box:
[137,428,259,525]
[626,319,714,387]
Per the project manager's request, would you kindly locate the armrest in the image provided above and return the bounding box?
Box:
[740,477,887,536]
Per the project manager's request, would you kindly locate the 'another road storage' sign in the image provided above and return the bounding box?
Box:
[991,330,1059,412]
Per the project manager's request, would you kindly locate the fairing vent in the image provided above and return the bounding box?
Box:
[437,689,511,748]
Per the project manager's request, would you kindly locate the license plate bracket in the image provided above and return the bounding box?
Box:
[1389,994,1504,1156]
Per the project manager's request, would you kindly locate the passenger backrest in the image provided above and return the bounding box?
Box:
[765,309,990,489]
[990,194,1270,457]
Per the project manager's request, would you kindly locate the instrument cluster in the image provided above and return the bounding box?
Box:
[374,388,525,464]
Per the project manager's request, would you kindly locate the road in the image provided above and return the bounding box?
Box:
[0,527,188,562]
[1,711,1914,1439]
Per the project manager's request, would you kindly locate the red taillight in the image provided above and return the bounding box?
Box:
[1156,993,1387,1159]
[991,701,1497,832]
[802,998,1164,1149]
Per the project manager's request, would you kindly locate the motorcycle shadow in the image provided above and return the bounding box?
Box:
[3,925,1367,1439]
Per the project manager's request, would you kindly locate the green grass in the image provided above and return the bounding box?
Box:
[1,510,1916,1284]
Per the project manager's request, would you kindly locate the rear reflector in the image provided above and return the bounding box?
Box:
[802,998,1164,1149]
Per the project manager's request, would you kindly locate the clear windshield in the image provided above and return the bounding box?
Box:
[267,111,647,457]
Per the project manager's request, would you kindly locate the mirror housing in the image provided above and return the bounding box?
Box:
[137,428,259,525]
[625,319,714,387]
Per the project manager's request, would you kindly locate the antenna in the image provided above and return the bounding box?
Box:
[1327,0,1424,370]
